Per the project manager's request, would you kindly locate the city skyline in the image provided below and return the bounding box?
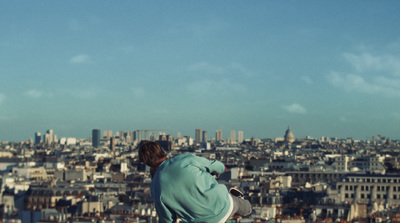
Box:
[25,127,393,144]
[1,1,400,142]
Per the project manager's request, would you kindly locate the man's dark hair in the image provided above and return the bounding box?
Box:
[139,141,166,167]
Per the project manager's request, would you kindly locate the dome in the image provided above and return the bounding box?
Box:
[284,126,295,143]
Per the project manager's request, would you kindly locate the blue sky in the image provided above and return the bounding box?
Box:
[1,1,400,142]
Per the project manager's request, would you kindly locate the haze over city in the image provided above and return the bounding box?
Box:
[1,1,400,142]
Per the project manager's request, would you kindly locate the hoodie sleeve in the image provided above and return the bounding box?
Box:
[193,155,226,175]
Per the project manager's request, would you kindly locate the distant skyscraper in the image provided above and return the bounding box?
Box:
[157,134,174,151]
[92,129,101,148]
[195,129,201,143]
[103,130,113,138]
[238,131,244,144]
[125,131,133,143]
[216,130,223,141]
[53,134,58,144]
[177,132,182,138]
[34,132,41,145]
[231,130,236,144]
[110,136,115,150]
[44,129,55,145]
[202,130,207,142]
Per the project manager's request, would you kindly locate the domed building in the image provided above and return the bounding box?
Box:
[284,126,295,143]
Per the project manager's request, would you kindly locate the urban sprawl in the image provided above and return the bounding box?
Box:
[1,127,400,223]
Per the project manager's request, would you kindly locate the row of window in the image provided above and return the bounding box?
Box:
[347,178,399,183]
[344,193,399,200]
[293,174,341,178]
[344,185,400,192]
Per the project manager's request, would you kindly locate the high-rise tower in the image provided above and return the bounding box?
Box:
[231,130,236,144]
[92,129,101,148]
[44,129,56,145]
[195,129,201,144]
[34,132,41,145]
[238,131,244,144]
[216,130,223,142]
[110,136,115,150]
[202,130,207,142]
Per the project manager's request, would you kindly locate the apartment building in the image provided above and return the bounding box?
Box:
[332,155,386,174]
[337,174,400,206]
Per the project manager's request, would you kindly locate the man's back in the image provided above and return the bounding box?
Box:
[151,153,232,222]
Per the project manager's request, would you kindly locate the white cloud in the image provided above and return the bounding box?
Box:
[70,54,90,64]
[327,71,400,97]
[0,114,16,121]
[230,63,253,77]
[24,89,43,99]
[187,62,225,74]
[343,53,400,77]
[23,89,54,99]
[328,52,400,98]
[283,103,306,114]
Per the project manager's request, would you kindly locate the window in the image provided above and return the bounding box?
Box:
[351,193,354,198]
[361,186,365,191]
[366,186,369,191]
[394,195,397,199]
[361,194,365,199]
[394,187,397,192]
[345,186,349,190]
[377,194,381,199]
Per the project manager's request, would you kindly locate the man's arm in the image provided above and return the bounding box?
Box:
[193,155,226,175]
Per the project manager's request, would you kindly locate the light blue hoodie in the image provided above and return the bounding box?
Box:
[151,153,232,223]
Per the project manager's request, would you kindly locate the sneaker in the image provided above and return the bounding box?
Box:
[229,188,244,198]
